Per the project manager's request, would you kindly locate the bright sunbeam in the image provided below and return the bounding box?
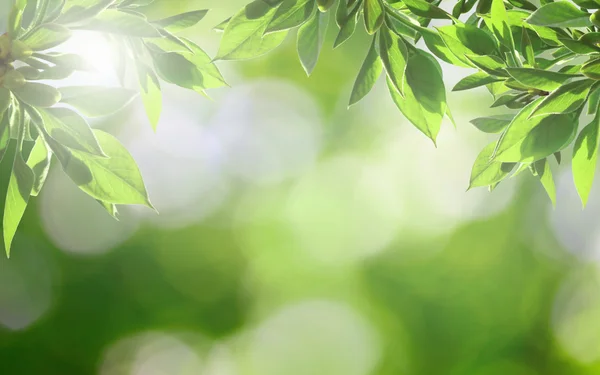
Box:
[58,31,119,85]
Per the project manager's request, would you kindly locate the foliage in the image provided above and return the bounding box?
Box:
[2,0,600,256]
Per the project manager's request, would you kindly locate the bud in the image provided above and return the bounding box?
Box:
[591,10,600,27]
[0,34,12,61]
[2,68,25,90]
[317,0,335,12]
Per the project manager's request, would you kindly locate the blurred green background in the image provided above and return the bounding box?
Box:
[1,1,600,374]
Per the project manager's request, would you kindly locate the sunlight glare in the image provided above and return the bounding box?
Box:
[59,31,120,85]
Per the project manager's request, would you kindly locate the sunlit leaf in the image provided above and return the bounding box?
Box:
[526,2,592,27]
[364,0,384,34]
[349,37,383,106]
[573,108,600,207]
[469,142,515,189]
[22,23,72,50]
[26,136,52,196]
[297,10,328,75]
[506,67,579,91]
[216,0,288,60]
[379,24,408,96]
[153,9,209,32]
[265,0,314,34]
[387,50,446,144]
[58,86,138,117]
[529,79,596,117]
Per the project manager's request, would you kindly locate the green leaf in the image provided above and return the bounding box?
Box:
[402,0,452,19]
[3,114,34,257]
[57,0,114,24]
[26,136,51,196]
[349,37,383,106]
[364,0,384,34]
[153,9,209,32]
[0,112,10,165]
[529,79,596,117]
[58,86,138,117]
[79,9,161,37]
[49,129,153,207]
[520,26,536,67]
[136,61,162,131]
[149,37,227,90]
[22,23,72,51]
[39,107,106,156]
[334,3,359,48]
[265,0,314,34]
[419,28,470,67]
[8,0,27,38]
[470,114,514,133]
[582,58,600,80]
[216,0,288,60]
[506,67,578,91]
[469,142,516,189]
[387,50,446,144]
[379,24,408,97]
[464,54,508,76]
[526,2,592,27]
[588,85,600,114]
[12,82,61,107]
[532,158,556,206]
[491,92,527,108]
[573,109,600,207]
[436,23,498,66]
[559,38,600,55]
[297,10,328,75]
[489,0,514,48]
[96,200,119,220]
[494,98,580,162]
[0,87,10,115]
[452,72,503,91]
[152,51,205,92]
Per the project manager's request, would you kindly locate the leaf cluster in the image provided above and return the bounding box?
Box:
[214,0,600,210]
[0,0,226,256]
[4,0,600,256]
